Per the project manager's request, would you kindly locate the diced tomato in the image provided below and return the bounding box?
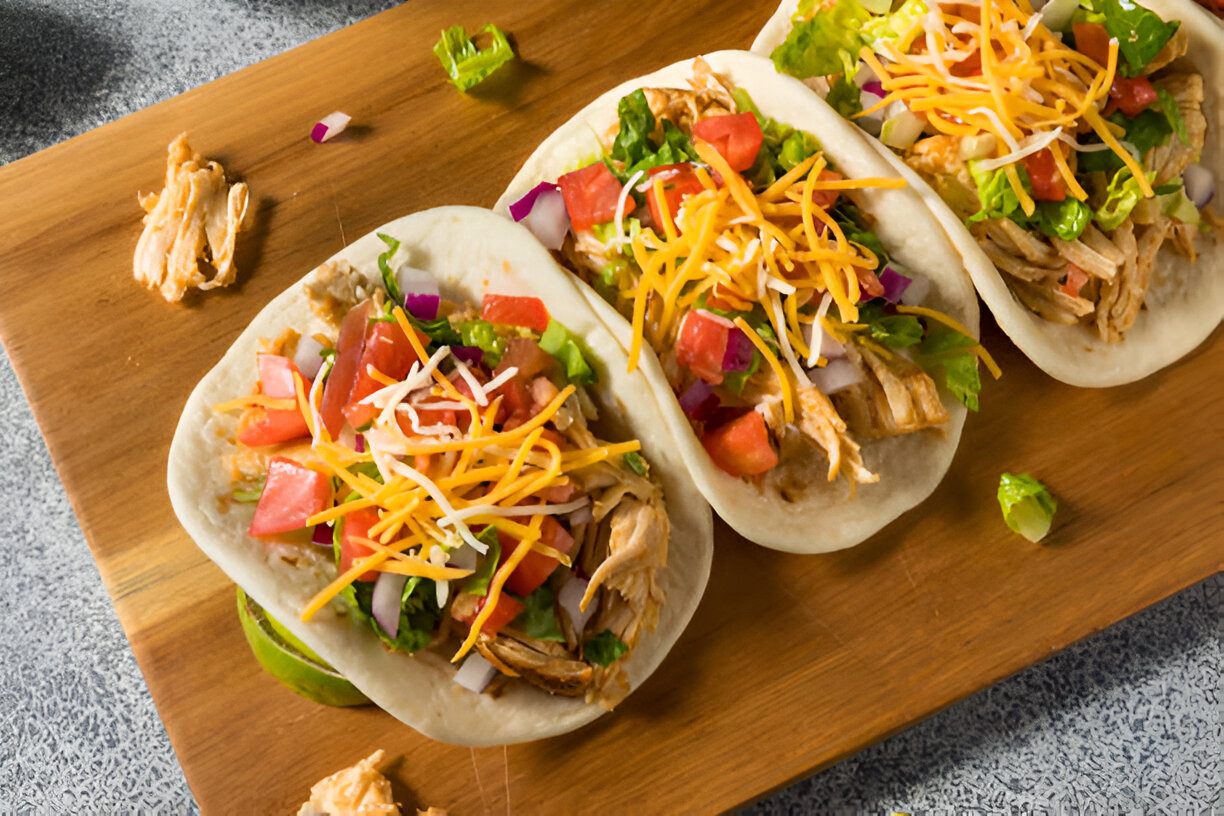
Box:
[1059,263,1089,298]
[532,427,569,452]
[675,310,730,385]
[644,164,707,236]
[540,480,576,504]
[1109,76,1159,118]
[248,457,334,537]
[691,112,764,173]
[337,505,381,581]
[1020,148,1067,202]
[528,376,561,413]
[491,378,532,427]
[396,399,458,438]
[481,294,550,333]
[256,354,304,399]
[701,410,779,477]
[320,299,374,438]
[557,162,623,231]
[495,337,555,381]
[342,320,421,431]
[497,516,576,597]
[462,594,526,637]
[809,169,843,210]
[237,405,310,447]
[949,50,982,78]
[856,268,886,301]
[1072,22,1111,68]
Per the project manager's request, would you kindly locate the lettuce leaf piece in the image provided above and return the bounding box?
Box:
[515,586,566,642]
[858,301,923,348]
[997,472,1058,542]
[462,527,502,596]
[1095,168,1151,231]
[585,629,629,667]
[826,74,863,120]
[862,0,929,46]
[611,89,656,168]
[916,328,982,411]
[967,160,1030,223]
[770,0,869,79]
[1077,110,1171,174]
[231,477,266,503]
[376,232,403,302]
[458,319,506,367]
[433,24,515,92]
[409,314,463,347]
[1093,0,1179,78]
[832,202,890,271]
[1154,84,1190,146]
[352,577,440,654]
[734,88,822,189]
[538,320,597,386]
[1034,198,1092,242]
[623,451,650,477]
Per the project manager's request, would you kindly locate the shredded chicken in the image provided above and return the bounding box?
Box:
[831,344,950,439]
[602,57,736,149]
[1143,27,1188,76]
[306,259,369,327]
[480,634,593,697]
[133,133,249,303]
[297,750,400,816]
[1146,73,1207,185]
[1095,217,1170,342]
[905,135,980,218]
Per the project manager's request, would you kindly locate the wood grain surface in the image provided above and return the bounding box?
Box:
[0,0,1220,812]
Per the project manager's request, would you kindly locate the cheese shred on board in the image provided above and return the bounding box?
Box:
[221,266,671,708]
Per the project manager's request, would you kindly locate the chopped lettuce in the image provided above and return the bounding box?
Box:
[862,0,928,46]
[623,451,650,477]
[515,586,565,642]
[458,319,506,367]
[1095,168,1151,231]
[966,161,1029,223]
[433,24,515,92]
[833,202,890,271]
[826,74,863,120]
[1091,0,1179,78]
[409,314,464,347]
[376,232,403,302]
[770,0,869,79]
[1078,110,1172,174]
[858,301,923,348]
[967,164,1090,240]
[538,320,597,386]
[916,328,982,411]
[734,88,822,188]
[609,90,698,181]
[231,478,265,503]
[1034,198,1092,242]
[352,577,440,654]
[462,527,502,596]
[997,472,1058,543]
[584,629,629,667]
[1153,85,1190,146]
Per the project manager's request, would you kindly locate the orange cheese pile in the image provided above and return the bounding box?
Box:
[858,0,1153,211]
[618,139,906,423]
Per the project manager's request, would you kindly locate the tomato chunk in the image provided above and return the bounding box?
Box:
[644,164,707,236]
[462,594,526,637]
[481,294,550,333]
[557,162,623,231]
[336,505,381,581]
[1020,148,1067,202]
[691,112,764,173]
[701,410,778,477]
[320,299,374,438]
[248,457,333,537]
[257,354,304,399]
[237,405,310,447]
[342,320,422,431]
[1060,263,1089,298]
[495,337,555,381]
[1071,22,1111,68]
[675,310,730,385]
[497,516,576,598]
[1109,76,1159,118]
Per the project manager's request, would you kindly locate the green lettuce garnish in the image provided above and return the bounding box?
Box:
[462,527,502,597]
[1095,168,1152,231]
[1034,198,1092,242]
[733,88,821,189]
[1153,85,1190,147]
[967,161,1029,224]
[623,451,650,477]
[858,301,923,348]
[997,472,1058,542]
[515,586,565,642]
[409,314,463,347]
[826,74,863,120]
[352,577,440,654]
[376,232,402,302]
[433,24,515,92]
[770,0,869,79]
[608,90,698,181]
[916,328,983,411]
[584,629,629,667]
[458,319,506,367]
[861,0,929,46]
[1092,0,1179,78]
[538,320,597,386]
[1079,110,1172,175]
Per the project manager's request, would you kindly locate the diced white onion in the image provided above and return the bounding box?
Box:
[293,335,325,380]
[807,358,863,394]
[1183,164,1215,208]
[454,653,499,693]
[521,188,570,250]
[396,265,440,300]
[558,574,599,631]
[310,111,351,144]
[899,275,933,306]
[371,572,407,639]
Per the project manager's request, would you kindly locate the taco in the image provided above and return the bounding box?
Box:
[167,206,712,745]
[495,51,993,553]
[753,0,1224,386]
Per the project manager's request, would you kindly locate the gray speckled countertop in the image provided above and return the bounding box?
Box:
[1,1,1220,813]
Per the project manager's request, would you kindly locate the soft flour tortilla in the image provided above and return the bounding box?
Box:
[494,51,980,553]
[167,206,713,745]
[752,0,1224,387]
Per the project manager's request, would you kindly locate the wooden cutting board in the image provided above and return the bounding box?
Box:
[1,0,1220,812]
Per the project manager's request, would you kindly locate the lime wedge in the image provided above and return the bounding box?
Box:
[236,587,370,707]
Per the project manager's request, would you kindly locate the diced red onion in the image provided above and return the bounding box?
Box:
[451,346,485,366]
[454,652,499,693]
[678,379,716,418]
[509,181,557,220]
[404,293,440,321]
[878,267,913,303]
[861,80,885,98]
[807,358,863,394]
[310,523,333,547]
[899,275,932,307]
[521,188,570,250]
[722,328,754,372]
[447,545,477,572]
[371,572,407,639]
[557,574,598,635]
[1183,164,1214,208]
[310,111,351,144]
[355,434,365,453]
[293,335,325,380]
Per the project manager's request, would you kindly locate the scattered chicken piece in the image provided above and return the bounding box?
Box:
[481,633,593,697]
[306,259,368,327]
[1146,74,1207,186]
[297,750,400,816]
[832,344,950,439]
[133,133,249,302]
